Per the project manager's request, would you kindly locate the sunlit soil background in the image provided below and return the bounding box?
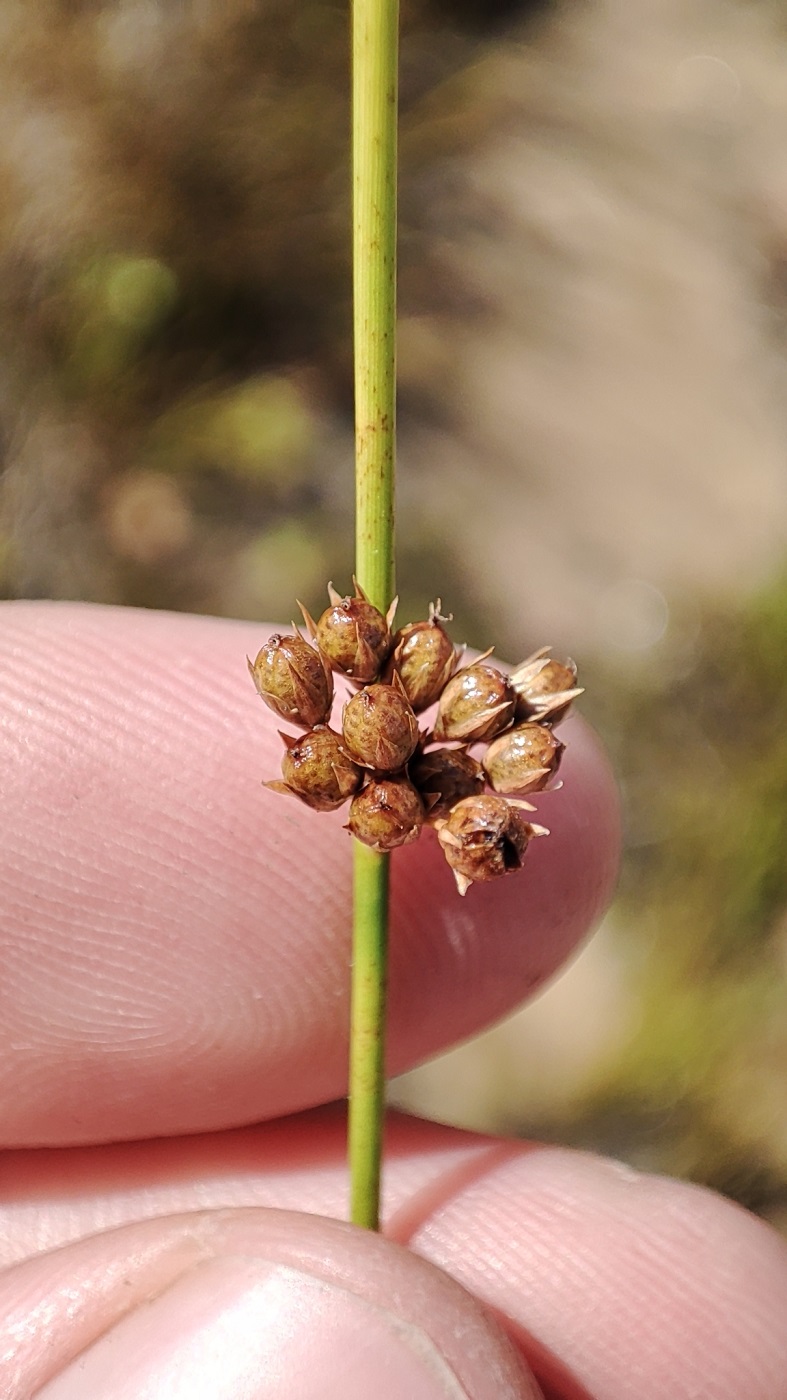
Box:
[2,0,787,1228]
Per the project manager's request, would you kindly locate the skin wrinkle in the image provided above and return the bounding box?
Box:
[384,1147,599,1399]
[0,1115,507,1270]
[386,1141,525,1246]
[504,1327,597,1400]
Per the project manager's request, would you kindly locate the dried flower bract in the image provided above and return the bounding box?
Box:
[436,794,548,896]
[511,648,583,725]
[249,591,581,895]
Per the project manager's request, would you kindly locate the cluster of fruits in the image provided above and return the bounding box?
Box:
[248,582,581,895]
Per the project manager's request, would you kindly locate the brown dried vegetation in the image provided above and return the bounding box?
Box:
[250,583,578,893]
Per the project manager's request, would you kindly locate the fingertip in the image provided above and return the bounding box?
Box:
[411,1145,787,1400]
[0,602,619,1143]
[3,1210,537,1400]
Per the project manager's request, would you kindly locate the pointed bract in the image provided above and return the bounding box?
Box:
[511,650,582,725]
[297,600,319,639]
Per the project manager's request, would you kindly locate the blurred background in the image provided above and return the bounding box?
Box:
[2,0,787,1228]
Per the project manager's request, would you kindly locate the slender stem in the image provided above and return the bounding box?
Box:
[349,843,390,1229]
[349,0,398,1232]
[352,0,397,614]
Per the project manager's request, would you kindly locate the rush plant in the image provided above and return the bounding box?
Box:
[246,0,582,1232]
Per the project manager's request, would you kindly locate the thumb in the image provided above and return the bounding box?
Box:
[2,1208,537,1399]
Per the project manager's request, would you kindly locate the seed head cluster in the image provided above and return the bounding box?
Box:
[248,582,582,895]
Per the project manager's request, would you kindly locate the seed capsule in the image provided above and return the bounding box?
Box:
[265,726,362,811]
[436,794,547,896]
[247,633,333,728]
[301,581,396,683]
[483,723,564,795]
[409,746,484,822]
[348,775,425,851]
[384,604,457,712]
[434,661,515,743]
[511,648,583,725]
[341,682,420,771]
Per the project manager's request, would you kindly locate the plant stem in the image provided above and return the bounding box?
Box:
[349,0,398,1232]
[349,842,390,1229]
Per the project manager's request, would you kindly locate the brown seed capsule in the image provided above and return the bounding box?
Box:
[341,682,420,771]
[511,647,583,725]
[247,633,333,728]
[265,725,362,811]
[301,581,396,683]
[436,794,547,896]
[433,661,515,743]
[409,746,485,822]
[384,603,457,713]
[347,775,425,852]
[483,723,564,795]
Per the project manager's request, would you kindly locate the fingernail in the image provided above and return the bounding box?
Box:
[38,1256,472,1399]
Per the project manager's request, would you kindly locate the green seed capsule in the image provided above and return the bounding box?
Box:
[483,723,564,795]
[348,775,425,851]
[341,682,420,772]
[247,633,333,728]
[434,661,515,743]
[409,746,484,821]
[265,726,362,811]
[436,794,545,896]
[302,581,395,683]
[511,648,583,725]
[385,612,457,713]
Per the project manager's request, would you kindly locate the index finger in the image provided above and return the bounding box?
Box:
[0,601,619,1147]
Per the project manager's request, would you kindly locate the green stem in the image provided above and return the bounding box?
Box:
[349,843,390,1229]
[349,0,398,1232]
[352,0,397,615]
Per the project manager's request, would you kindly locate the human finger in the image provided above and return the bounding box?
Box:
[0,1207,536,1399]
[0,601,618,1145]
[2,1110,786,1399]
